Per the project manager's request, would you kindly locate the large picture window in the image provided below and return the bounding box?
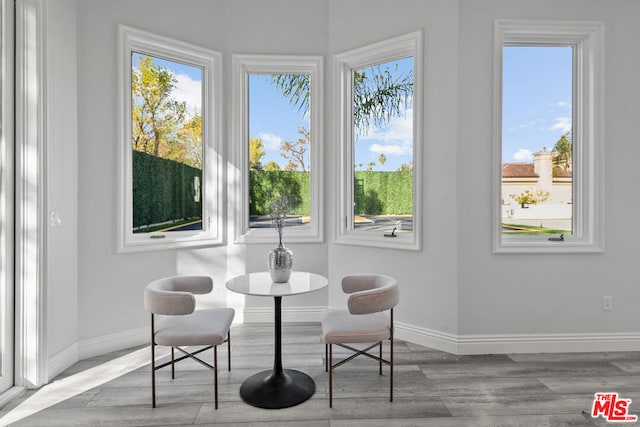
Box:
[118,26,223,252]
[335,31,423,251]
[233,55,323,243]
[493,20,604,253]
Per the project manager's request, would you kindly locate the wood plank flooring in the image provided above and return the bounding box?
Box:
[1,322,639,426]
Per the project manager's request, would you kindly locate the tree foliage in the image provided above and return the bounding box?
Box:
[280,127,309,171]
[511,189,550,207]
[131,54,202,168]
[264,160,281,171]
[397,161,413,172]
[249,137,266,170]
[552,131,572,170]
[270,64,413,135]
[353,65,413,135]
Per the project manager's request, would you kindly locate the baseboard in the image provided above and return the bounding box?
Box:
[457,331,640,354]
[395,321,460,354]
[395,321,640,354]
[77,326,147,360]
[48,343,79,380]
[231,305,325,324]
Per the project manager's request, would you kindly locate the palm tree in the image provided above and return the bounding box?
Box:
[271,63,413,135]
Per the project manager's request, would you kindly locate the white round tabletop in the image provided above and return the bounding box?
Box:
[225,271,328,297]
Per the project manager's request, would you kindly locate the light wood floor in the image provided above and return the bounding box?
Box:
[1,322,639,426]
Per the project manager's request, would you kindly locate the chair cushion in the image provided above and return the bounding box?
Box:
[155,308,234,347]
[321,309,390,344]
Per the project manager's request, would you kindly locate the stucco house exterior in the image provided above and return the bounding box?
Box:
[502,149,572,229]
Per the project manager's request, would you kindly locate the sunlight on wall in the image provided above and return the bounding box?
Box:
[226,161,247,323]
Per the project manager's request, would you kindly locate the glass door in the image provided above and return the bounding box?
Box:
[0,0,14,395]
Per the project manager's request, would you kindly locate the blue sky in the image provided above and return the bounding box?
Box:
[502,46,573,162]
[137,49,572,168]
[249,74,310,168]
[249,57,414,172]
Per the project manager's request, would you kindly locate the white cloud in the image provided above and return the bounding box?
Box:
[360,107,413,156]
[369,143,410,155]
[557,101,570,108]
[172,74,202,114]
[549,116,572,132]
[258,132,283,150]
[513,149,533,161]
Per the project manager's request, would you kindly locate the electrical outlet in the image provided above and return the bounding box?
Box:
[603,296,612,311]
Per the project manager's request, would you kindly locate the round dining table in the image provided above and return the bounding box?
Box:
[225,271,328,409]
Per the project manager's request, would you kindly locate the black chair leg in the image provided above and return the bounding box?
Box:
[325,344,328,372]
[329,344,333,408]
[227,331,231,371]
[171,347,175,379]
[150,315,156,408]
[214,345,219,409]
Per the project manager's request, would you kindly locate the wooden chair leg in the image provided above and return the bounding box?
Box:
[214,345,219,410]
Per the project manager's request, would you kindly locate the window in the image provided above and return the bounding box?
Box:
[335,31,423,251]
[232,54,323,243]
[493,20,604,253]
[117,25,223,252]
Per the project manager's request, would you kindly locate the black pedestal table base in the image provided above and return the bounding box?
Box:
[239,295,316,409]
[239,368,315,409]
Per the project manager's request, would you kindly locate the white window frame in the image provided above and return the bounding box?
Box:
[493,20,604,254]
[232,54,324,244]
[335,31,423,251]
[117,25,224,252]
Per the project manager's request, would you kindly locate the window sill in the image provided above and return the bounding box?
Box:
[494,235,603,254]
[335,232,421,252]
[118,233,225,253]
[235,226,323,245]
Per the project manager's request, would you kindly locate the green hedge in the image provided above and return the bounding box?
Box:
[354,171,413,215]
[248,170,412,217]
[133,150,202,229]
[249,170,310,216]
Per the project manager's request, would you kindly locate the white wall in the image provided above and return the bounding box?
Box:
[61,0,640,365]
[75,0,329,354]
[457,0,640,351]
[326,0,461,349]
[45,0,79,373]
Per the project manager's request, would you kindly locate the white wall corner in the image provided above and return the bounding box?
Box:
[47,343,78,381]
[395,321,460,355]
[14,0,48,389]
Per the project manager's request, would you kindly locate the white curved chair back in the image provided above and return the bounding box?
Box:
[342,274,399,315]
[144,275,213,316]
